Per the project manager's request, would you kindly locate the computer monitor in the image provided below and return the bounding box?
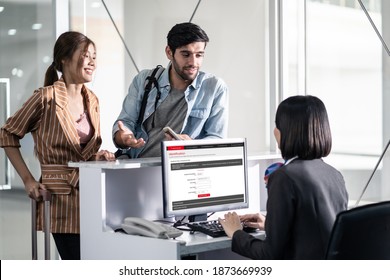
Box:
[161,138,249,221]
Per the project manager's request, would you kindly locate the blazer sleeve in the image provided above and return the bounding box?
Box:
[231,230,272,260]
[0,90,43,147]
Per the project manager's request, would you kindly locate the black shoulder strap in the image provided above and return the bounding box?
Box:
[137,65,165,125]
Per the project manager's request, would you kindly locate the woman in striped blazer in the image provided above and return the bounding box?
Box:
[0,31,115,259]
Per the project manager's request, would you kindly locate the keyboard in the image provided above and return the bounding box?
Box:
[187,220,259,238]
[188,220,227,237]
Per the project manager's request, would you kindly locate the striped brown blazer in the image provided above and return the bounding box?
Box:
[0,78,102,233]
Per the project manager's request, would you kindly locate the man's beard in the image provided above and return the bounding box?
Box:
[172,59,198,81]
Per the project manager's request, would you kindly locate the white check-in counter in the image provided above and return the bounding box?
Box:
[69,153,281,260]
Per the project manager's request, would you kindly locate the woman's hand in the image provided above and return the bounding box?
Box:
[94,150,116,161]
[219,212,243,238]
[4,147,47,201]
[239,213,266,230]
[24,178,47,201]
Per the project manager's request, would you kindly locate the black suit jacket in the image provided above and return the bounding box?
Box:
[232,158,348,259]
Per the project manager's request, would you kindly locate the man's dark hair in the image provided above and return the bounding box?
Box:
[275,95,332,160]
[167,22,209,55]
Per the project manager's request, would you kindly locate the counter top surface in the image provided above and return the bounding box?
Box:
[69,152,281,169]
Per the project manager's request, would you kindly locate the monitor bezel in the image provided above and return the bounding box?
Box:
[161,138,249,219]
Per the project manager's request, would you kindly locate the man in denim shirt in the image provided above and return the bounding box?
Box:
[112,22,229,158]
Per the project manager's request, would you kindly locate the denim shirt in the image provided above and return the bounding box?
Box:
[113,63,229,158]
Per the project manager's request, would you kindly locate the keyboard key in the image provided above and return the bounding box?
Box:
[187,220,227,237]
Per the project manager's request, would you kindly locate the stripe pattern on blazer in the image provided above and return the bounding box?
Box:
[0,78,102,233]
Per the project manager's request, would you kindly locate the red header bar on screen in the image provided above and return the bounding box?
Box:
[167,146,185,151]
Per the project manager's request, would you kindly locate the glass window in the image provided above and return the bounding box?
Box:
[306,0,384,204]
[0,0,57,260]
[283,0,389,204]
[68,0,270,154]
[306,0,382,155]
[0,0,54,188]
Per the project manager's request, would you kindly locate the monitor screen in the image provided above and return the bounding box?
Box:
[161,138,249,220]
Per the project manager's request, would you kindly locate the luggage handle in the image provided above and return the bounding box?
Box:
[32,189,51,260]
[39,189,52,202]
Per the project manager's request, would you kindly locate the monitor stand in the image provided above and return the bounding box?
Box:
[188,214,208,223]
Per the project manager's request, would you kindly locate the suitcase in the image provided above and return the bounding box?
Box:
[31,189,51,260]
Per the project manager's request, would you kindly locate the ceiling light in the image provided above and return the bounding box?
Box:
[0,7,4,12]
[32,23,42,30]
[17,69,24,78]
[11,68,24,78]
[43,56,51,63]
[8,29,17,36]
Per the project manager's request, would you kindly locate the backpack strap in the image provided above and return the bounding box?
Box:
[137,65,165,125]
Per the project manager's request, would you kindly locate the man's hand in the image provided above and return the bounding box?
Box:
[164,133,192,141]
[115,121,145,149]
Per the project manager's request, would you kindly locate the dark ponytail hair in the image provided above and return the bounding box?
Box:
[44,31,95,86]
